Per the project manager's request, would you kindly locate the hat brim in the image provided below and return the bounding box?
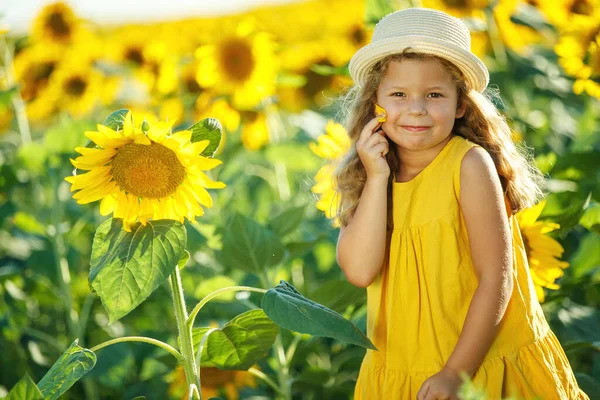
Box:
[349,35,489,92]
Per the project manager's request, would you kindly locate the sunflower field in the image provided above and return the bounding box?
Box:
[0,0,599,399]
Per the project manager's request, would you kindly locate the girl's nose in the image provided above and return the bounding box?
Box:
[407,99,427,116]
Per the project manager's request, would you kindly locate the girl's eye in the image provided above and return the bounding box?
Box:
[392,92,405,97]
[428,93,443,98]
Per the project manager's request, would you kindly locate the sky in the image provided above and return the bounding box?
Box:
[1,0,303,33]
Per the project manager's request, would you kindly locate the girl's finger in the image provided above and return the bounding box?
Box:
[358,115,387,143]
[365,130,388,146]
[417,382,430,400]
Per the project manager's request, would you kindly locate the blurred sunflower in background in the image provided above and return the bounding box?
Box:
[278,41,351,112]
[12,44,61,121]
[194,17,278,110]
[240,110,270,151]
[421,0,492,18]
[554,4,600,98]
[310,121,351,226]
[516,200,570,302]
[168,365,257,399]
[46,61,117,118]
[30,1,85,45]
[64,112,225,230]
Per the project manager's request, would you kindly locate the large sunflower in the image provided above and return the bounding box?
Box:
[194,18,278,110]
[516,200,570,303]
[65,112,225,231]
[310,121,351,226]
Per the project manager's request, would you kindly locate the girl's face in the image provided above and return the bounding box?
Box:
[375,58,465,152]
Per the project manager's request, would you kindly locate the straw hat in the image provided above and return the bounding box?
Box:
[349,8,489,92]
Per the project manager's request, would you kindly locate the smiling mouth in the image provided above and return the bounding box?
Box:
[401,126,431,131]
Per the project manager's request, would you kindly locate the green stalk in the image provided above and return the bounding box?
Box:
[274,334,292,400]
[170,267,201,396]
[91,336,183,363]
[485,7,508,67]
[0,35,31,144]
[248,367,286,397]
[187,286,267,330]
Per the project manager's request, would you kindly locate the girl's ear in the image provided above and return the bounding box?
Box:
[455,100,466,119]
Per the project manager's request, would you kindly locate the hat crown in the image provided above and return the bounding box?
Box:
[372,8,471,52]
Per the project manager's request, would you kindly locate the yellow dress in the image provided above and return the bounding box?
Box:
[354,135,589,400]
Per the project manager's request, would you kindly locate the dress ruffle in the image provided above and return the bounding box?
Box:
[354,318,588,399]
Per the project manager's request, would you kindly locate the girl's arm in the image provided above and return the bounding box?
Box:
[446,146,514,377]
[336,175,389,288]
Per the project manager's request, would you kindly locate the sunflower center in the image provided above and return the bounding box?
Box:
[303,59,334,98]
[47,11,71,39]
[350,25,367,46]
[570,0,593,15]
[65,76,87,96]
[220,38,254,81]
[185,75,202,94]
[125,47,144,66]
[111,142,186,199]
[443,0,469,7]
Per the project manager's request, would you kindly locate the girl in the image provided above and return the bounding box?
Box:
[335,8,589,400]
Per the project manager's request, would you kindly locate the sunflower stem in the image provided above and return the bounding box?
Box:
[248,367,286,397]
[484,6,508,68]
[187,286,267,331]
[274,334,292,400]
[0,35,32,144]
[90,336,184,363]
[170,267,201,391]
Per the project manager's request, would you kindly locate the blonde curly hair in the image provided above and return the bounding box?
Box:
[333,50,545,229]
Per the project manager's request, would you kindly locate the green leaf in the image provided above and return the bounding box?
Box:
[45,117,95,154]
[89,218,187,323]
[267,205,306,237]
[262,281,376,350]
[13,211,45,235]
[219,213,285,274]
[574,373,600,399]
[556,300,600,344]
[17,142,48,176]
[191,309,279,370]
[570,233,600,279]
[309,280,367,313]
[580,201,600,234]
[102,109,131,131]
[285,239,319,260]
[178,250,191,270]
[37,340,96,400]
[6,374,44,400]
[188,118,223,158]
[365,0,394,27]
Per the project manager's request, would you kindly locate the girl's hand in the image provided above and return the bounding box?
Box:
[416,366,463,400]
[356,115,390,180]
